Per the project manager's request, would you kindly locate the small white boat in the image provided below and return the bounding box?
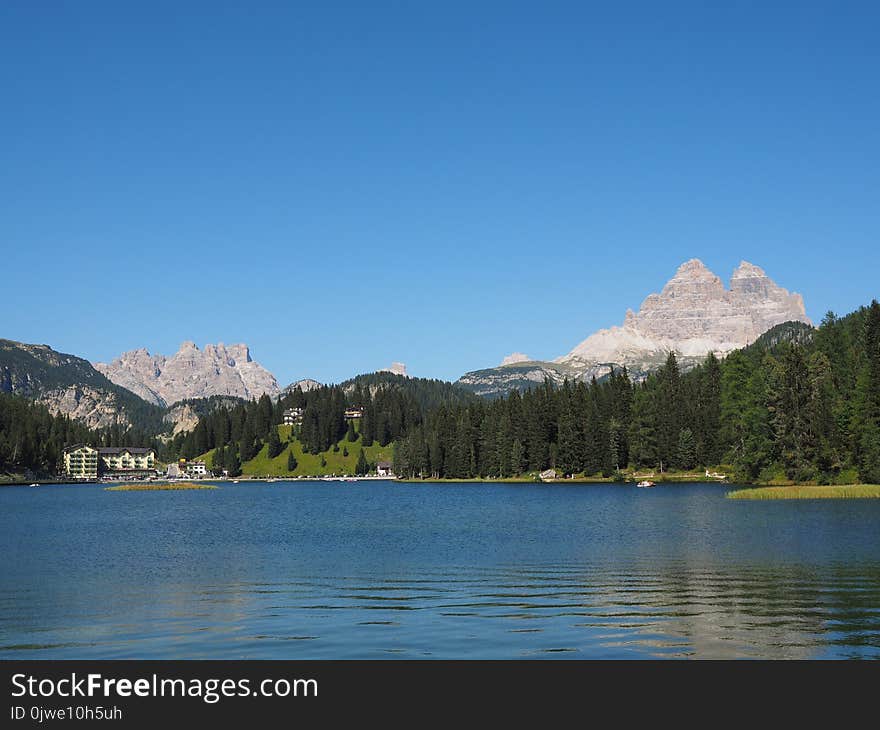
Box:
[637,480,655,488]
[29,483,39,488]
[232,479,240,484]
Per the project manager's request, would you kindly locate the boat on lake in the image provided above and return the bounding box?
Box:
[637,480,655,488]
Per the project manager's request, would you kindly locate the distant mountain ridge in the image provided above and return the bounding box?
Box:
[457,259,812,397]
[339,372,477,410]
[94,341,280,407]
[0,339,165,430]
[282,378,322,395]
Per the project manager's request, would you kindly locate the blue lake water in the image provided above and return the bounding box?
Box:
[1,480,879,659]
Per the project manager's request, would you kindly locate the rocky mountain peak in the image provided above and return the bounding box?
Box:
[458,258,813,398]
[560,259,810,365]
[226,343,252,364]
[94,341,280,406]
[676,258,714,276]
[732,259,766,277]
[380,362,409,377]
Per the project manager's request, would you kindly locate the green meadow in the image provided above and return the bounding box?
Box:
[199,425,393,477]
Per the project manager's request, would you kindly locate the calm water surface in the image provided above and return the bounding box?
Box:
[1,481,879,659]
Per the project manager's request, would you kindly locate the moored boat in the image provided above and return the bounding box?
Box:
[637,480,655,488]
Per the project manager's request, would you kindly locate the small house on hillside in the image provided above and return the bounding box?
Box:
[376,461,393,477]
[282,407,304,425]
[539,468,558,482]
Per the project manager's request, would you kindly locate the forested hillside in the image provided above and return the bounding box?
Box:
[4,300,879,485]
[0,338,167,432]
[171,377,442,471]
[0,394,161,478]
[394,302,880,484]
[340,372,477,410]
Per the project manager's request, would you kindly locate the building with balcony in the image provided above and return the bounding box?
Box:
[63,445,157,479]
[97,447,156,476]
[63,444,100,479]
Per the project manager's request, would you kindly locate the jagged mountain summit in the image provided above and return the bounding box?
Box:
[560,259,809,365]
[94,341,281,407]
[457,259,811,397]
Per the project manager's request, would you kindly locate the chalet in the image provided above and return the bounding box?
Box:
[376,461,394,477]
[344,408,364,420]
[539,468,558,482]
[282,407,304,425]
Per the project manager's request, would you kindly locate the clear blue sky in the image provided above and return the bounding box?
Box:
[2,1,878,385]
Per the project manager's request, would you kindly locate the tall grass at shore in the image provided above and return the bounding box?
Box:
[727,485,880,500]
[105,482,217,492]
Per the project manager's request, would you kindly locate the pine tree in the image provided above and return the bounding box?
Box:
[266,427,283,459]
[287,449,298,472]
[239,419,257,461]
[607,418,622,473]
[676,428,696,470]
[212,445,225,470]
[655,352,681,469]
[770,346,812,481]
[856,300,880,481]
[355,448,369,476]
[226,447,242,478]
[510,439,524,476]
[257,394,275,439]
[696,353,722,465]
[628,385,657,469]
[556,387,582,476]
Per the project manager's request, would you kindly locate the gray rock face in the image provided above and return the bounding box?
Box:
[95,341,281,407]
[162,402,201,435]
[38,385,131,430]
[162,396,249,436]
[457,259,811,398]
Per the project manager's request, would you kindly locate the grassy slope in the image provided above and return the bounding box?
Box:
[200,425,394,477]
[727,484,880,500]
